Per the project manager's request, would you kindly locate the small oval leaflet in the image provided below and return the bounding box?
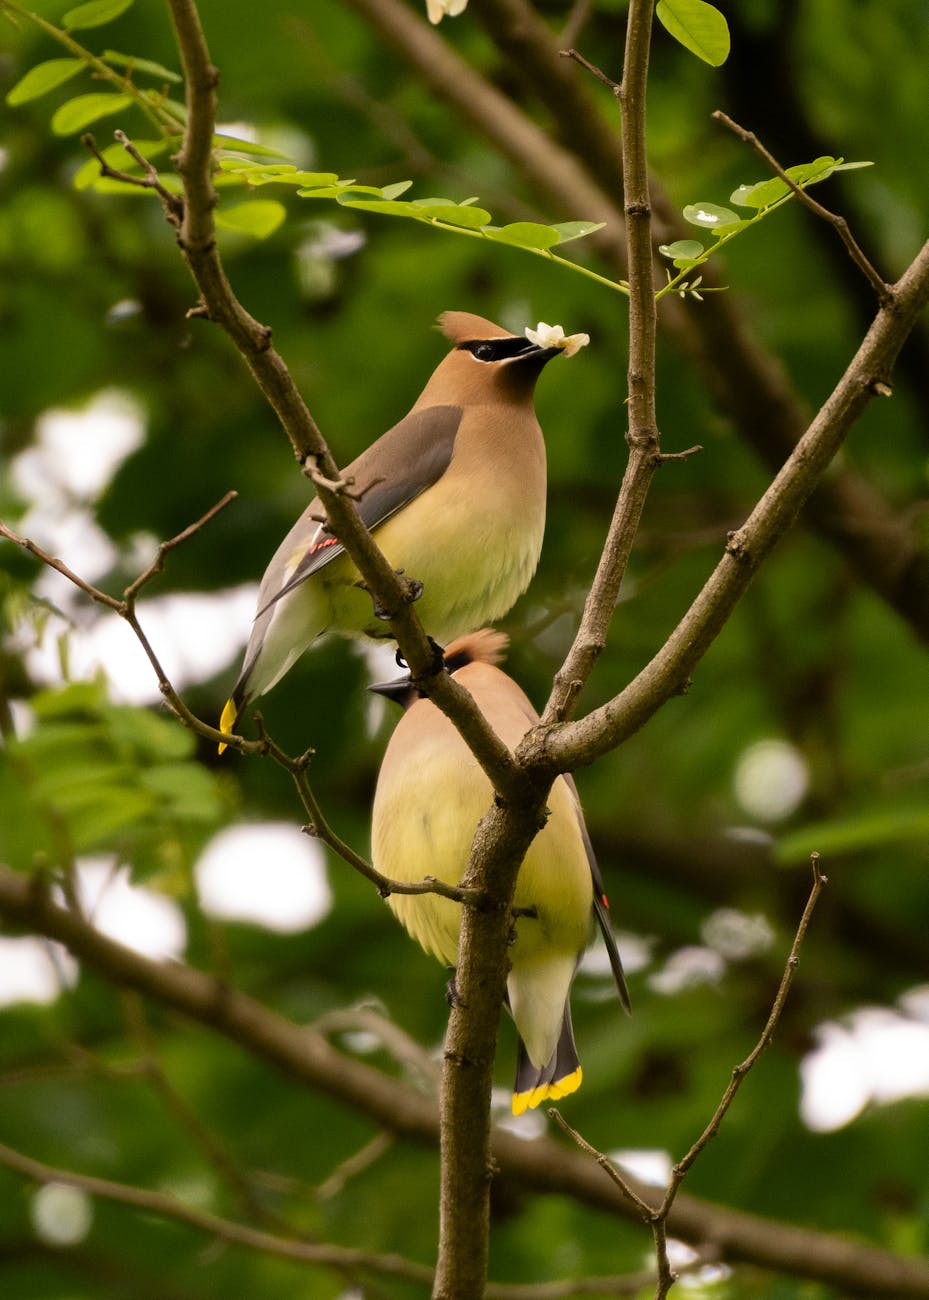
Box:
[682,202,741,230]
[6,59,84,107]
[215,200,287,240]
[411,203,493,230]
[101,50,182,83]
[483,223,562,250]
[659,239,705,263]
[63,0,135,31]
[51,92,134,136]
[656,0,730,67]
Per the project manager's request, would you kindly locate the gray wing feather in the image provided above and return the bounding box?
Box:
[256,404,462,617]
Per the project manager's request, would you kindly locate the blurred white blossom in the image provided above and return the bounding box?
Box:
[701,908,775,961]
[648,945,725,995]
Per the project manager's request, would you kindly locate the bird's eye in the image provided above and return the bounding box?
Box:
[472,342,495,361]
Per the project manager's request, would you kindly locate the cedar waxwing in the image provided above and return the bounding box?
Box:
[370,629,630,1115]
[220,312,568,750]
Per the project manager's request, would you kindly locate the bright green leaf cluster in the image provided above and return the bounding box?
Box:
[1,679,225,877]
[4,0,184,146]
[7,5,612,263]
[218,160,608,257]
[658,154,873,294]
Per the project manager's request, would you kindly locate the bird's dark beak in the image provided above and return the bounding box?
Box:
[509,343,562,368]
[368,674,418,709]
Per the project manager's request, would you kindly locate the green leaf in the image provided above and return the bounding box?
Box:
[659,239,706,262]
[67,788,158,851]
[379,180,414,201]
[656,0,730,66]
[103,706,194,762]
[139,763,222,821]
[414,203,492,230]
[832,160,874,172]
[51,92,133,135]
[483,222,562,250]
[729,179,784,210]
[730,156,850,210]
[215,199,287,239]
[218,162,342,190]
[36,760,137,805]
[321,183,386,199]
[409,195,456,208]
[6,58,84,107]
[335,196,415,214]
[213,135,290,159]
[101,50,182,83]
[682,202,741,231]
[31,680,108,718]
[63,0,135,31]
[549,220,606,244]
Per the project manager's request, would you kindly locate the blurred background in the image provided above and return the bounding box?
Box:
[1,0,928,1295]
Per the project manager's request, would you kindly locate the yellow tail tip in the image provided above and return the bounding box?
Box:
[511,1066,582,1115]
[218,698,238,755]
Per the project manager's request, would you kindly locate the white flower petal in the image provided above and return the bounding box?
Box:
[425,0,467,22]
[524,321,589,356]
[559,331,590,357]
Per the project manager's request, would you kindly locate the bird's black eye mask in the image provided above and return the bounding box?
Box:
[459,337,538,362]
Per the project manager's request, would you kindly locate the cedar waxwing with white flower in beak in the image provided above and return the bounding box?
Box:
[219,314,589,751]
[370,629,630,1115]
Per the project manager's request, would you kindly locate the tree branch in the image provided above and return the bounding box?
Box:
[532,237,929,774]
[542,0,658,726]
[158,0,529,807]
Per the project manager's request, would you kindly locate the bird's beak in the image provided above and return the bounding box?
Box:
[368,673,417,706]
[508,342,563,368]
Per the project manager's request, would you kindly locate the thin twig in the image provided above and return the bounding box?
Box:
[316,1133,394,1200]
[0,1139,435,1286]
[81,131,184,224]
[548,1111,656,1219]
[559,47,620,95]
[264,729,486,904]
[0,521,121,612]
[665,854,828,1191]
[122,489,237,601]
[553,855,828,1299]
[712,110,890,303]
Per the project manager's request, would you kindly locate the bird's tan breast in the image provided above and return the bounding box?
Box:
[368,404,546,640]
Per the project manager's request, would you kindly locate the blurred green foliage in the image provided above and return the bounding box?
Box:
[1,0,928,1296]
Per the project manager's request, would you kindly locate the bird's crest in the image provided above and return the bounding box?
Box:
[437,311,517,344]
[444,628,510,673]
